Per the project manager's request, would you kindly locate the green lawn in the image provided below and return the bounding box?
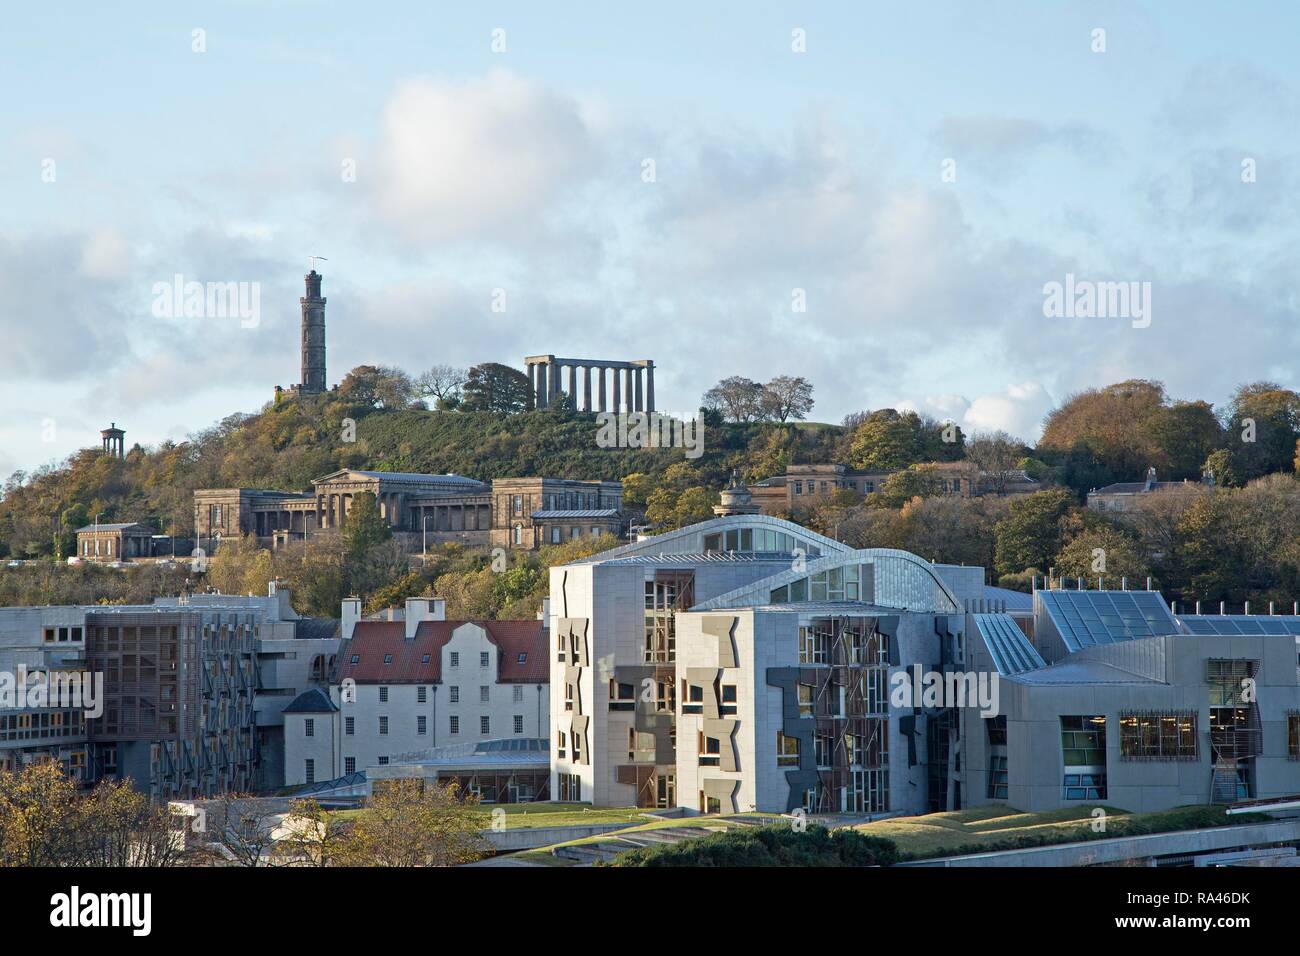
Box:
[511,812,777,865]
[326,802,649,830]
[857,804,1264,861]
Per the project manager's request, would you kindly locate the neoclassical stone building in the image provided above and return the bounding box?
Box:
[195,470,623,552]
[524,355,654,413]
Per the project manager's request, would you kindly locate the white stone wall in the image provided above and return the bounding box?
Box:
[284,711,336,785]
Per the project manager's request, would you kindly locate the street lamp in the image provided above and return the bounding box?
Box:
[423,514,433,563]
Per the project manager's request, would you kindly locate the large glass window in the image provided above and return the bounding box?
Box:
[1060,715,1107,800]
[1119,712,1198,760]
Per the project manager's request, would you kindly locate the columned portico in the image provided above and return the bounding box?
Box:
[523,356,656,414]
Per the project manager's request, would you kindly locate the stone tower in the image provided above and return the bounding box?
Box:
[100,422,125,459]
[299,269,327,394]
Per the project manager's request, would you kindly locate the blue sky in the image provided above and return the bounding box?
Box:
[2,0,1298,478]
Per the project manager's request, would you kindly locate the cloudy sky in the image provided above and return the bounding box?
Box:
[2,1,1297,480]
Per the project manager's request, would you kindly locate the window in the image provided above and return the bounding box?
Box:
[513,685,523,703]
[344,757,355,774]
[571,730,582,762]
[1118,711,1198,760]
[512,494,523,515]
[418,686,427,704]
[450,652,459,667]
[377,756,389,766]
[378,686,389,703]
[514,715,524,734]
[682,682,704,715]
[379,716,388,735]
[698,732,721,766]
[304,759,315,784]
[304,718,314,737]
[564,682,575,712]
[345,716,355,736]
[777,731,800,767]
[450,686,459,703]
[513,524,522,545]
[720,683,737,716]
[798,683,815,718]
[350,654,359,664]
[480,716,490,735]
[480,651,490,668]
[450,715,460,734]
[551,526,562,544]
[383,654,393,665]
[422,654,430,664]
[609,680,636,711]
[557,730,566,758]
[558,773,581,802]
[517,652,527,664]
[1060,716,1107,800]
[1290,712,1300,760]
[480,685,490,703]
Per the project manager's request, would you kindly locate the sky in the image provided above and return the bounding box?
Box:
[2,0,1298,480]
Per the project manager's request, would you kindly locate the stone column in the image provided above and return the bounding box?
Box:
[646,362,655,413]
[567,364,577,403]
[582,365,592,411]
[528,363,538,406]
[621,368,631,413]
[547,359,558,405]
[535,363,547,408]
[612,367,622,414]
[634,368,644,412]
[597,366,607,412]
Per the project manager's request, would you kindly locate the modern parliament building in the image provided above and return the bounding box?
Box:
[548,512,1300,816]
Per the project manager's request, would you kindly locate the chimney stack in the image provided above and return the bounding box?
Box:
[405,597,445,639]
[341,597,361,641]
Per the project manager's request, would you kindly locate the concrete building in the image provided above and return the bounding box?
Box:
[525,355,654,412]
[282,598,549,786]
[195,473,623,552]
[549,513,1300,816]
[0,585,339,797]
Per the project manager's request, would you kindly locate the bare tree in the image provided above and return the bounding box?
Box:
[702,376,766,423]
[193,793,289,867]
[964,430,1024,496]
[416,364,468,408]
[760,376,815,423]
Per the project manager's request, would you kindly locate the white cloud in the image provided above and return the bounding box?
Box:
[371,71,604,244]
[962,383,1056,443]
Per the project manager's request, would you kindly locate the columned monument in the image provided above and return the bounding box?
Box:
[524,355,655,413]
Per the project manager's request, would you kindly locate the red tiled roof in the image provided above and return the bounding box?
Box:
[337,619,547,685]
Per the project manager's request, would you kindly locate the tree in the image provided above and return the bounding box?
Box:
[849,410,927,470]
[1222,382,1300,482]
[342,491,391,558]
[964,431,1025,496]
[993,489,1074,577]
[1202,449,1238,488]
[207,533,273,596]
[867,464,946,508]
[194,793,289,867]
[1055,525,1150,584]
[1142,400,1223,480]
[1038,380,1169,489]
[341,780,489,867]
[415,365,468,409]
[760,376,815,423]
[338,365,416,411]
[0,761,83,865]
[77,779,184,867]
[702,376,766,423]
[280,798,351,867]
[461,363,534,414]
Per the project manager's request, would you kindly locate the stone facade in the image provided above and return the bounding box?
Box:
[195,471,623,552]
[524,354,654,413]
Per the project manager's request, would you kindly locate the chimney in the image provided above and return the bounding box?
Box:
[405,597,445,639]
[341,597,361,641]
[539,597,551,630]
